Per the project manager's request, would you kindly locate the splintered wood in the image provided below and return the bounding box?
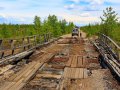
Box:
[0,62,44,90]
[63,67,88,79]
[66,55,88,68]
[0,48,58,90]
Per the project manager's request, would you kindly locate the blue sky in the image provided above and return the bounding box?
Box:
[0,0,120,25]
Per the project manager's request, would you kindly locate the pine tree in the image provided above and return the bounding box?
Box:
[34,16,41,35]
[100,7,118,36]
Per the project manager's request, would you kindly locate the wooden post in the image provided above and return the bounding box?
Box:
[10,39,14,55]
[27,37,30,49]
[0,40,4,58]
[22,38,25,51]
[34,35,37,47]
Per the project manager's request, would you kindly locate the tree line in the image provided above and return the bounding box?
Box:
[81,7,120,44]
[0,15,74,39]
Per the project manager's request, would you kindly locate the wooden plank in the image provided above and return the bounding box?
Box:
[0,82,13,90]
[65,68,69,78]
[71,55,78,67]
[75,68,80,79]
[71,56,75,67]
[77,56,83,67]
[8,62,36,81]
[72,68,76,78]
[66,56,73,67]
[23,62,41,78]
[63,68,85,79]
[82,56,87,67]
[78,68,84,79]
[23,62,43,83]
[9,78,24,90]
[13,62,37,82]
[63,67,67,78]
[38,53,54,63]
[1,82,15,90]
[83,69,88,78]
[16,83,25,90]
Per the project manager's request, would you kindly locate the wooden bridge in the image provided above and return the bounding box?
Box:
[0,33,120,90]
[0,33,58,66]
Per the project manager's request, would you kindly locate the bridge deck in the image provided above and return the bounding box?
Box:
[0,33,119,90]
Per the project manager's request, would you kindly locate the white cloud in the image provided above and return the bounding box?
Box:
[90,0,104,5]
[64,4,75,10]
[57,12,100,25]
[0,0,120,25]
[69,0,104,5]
[105,0,120,3]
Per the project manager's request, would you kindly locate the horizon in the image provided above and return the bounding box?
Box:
[0,0,120,26]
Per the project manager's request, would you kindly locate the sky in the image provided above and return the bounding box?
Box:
[0,0,120,26]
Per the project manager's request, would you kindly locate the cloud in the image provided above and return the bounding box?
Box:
[65,0,104,12]
[64,4,75,10]
[0,0,120,25]
[0,14,33,24]
[83,6,101,11]
[68,0,104,5]
[57,12,100,25]
[90,0,104,5]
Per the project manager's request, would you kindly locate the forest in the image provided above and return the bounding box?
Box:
[0,15,74,39]
[81,7,120,45]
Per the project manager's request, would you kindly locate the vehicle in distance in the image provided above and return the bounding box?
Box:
[72,28,79,36]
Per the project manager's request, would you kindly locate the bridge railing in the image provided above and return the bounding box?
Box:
[98,33,120,61]
[0,33,53,59]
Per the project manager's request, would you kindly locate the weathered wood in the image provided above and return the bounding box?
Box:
[0,33,52,59]
[71,55,77,67]
[77,56,83,67]
[0,82,15,90]
[23,62,44,83]
[66,56,73,67]
[63,67,87,79]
